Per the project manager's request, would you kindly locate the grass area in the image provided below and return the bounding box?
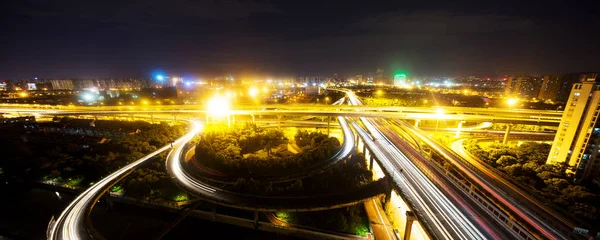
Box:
[275,204,370,236]
[173,193,189,202]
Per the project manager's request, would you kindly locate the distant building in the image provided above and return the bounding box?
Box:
[505,75,541,99]
[547,73,600,182]
[537,75,562,102]
[296,76,328,86]
[393,74,407,86]
[556,73,600,103]
[49,79,75,90]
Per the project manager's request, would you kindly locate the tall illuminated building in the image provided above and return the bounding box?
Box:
[504,75,541,99]
[547,73,600,181]
[393,74,406,86]
[537,75,561,102]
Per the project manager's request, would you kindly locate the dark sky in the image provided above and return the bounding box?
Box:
[1,0,599,79]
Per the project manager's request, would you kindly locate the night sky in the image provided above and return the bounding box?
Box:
[1,0,599,79]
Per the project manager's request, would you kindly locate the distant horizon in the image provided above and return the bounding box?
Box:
[3,71,600,81]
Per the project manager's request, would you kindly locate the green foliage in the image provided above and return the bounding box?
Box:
[284,205,370,236]
[195,124,341,176]
[463,140,599,221]
[0,119,185,188]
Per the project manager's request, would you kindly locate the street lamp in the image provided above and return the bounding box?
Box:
[249,87,259,98]
[435,108,444,133]
[207,95,232,127]
[507,98,518,109]
[325,97,330,105]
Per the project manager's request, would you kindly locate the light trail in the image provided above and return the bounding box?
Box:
[48,120,203,240]
[395,119,567,239]
[344,90,489,239]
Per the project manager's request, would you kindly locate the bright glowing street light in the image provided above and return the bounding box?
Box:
[436,108,444,117]
[207,96,231,117]
[435,108,444,133]
[155,74,164,81]
[507,98,518,108]
[249,87,259,98]
[376,90,383,96]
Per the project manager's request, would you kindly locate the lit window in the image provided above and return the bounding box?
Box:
[574,92,580,96]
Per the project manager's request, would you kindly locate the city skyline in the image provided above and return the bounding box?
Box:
[2,1,600,79]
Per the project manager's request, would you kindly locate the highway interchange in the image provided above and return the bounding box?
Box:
[0,91,577,240]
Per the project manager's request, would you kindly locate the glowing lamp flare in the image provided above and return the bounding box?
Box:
[207,96,231,117]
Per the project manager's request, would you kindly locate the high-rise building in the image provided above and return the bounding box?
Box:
[556,73,600,103]
[547,73,600,182]
[537,75,562,102]
[504,75,541,99]
[393,74,407,86]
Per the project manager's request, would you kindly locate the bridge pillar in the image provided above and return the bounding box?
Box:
[403,211,416,240]
[211,205,216,221]
[383,180,393,210]
[327,117,331,136]
[455,121,465,138]
[369,154,374,171]
[414,119,420,129]
[150,114,154,123]
[362,144,367,157]
[502,124,513,144]
[253,211,259,229]
[251,114,255,123]
[105,194,113,211]
[277,115,282,129]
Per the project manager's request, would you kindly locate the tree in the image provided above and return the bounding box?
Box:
[496,155,518,166]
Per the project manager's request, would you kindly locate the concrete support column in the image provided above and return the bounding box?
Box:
[105,194,113,211]
[369,154,374,171]
[277,115,282,129]
[502,124,513,144]
[404,211,416,240]
[383,181,392,210]
[415,119,421,129]
[211,206,217,221]
[327,117,331,136]
[150,114,154,123]
[455,121,465,138]
[251,114,255,123]
[254,211,259,229]
[362,143,367,157]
